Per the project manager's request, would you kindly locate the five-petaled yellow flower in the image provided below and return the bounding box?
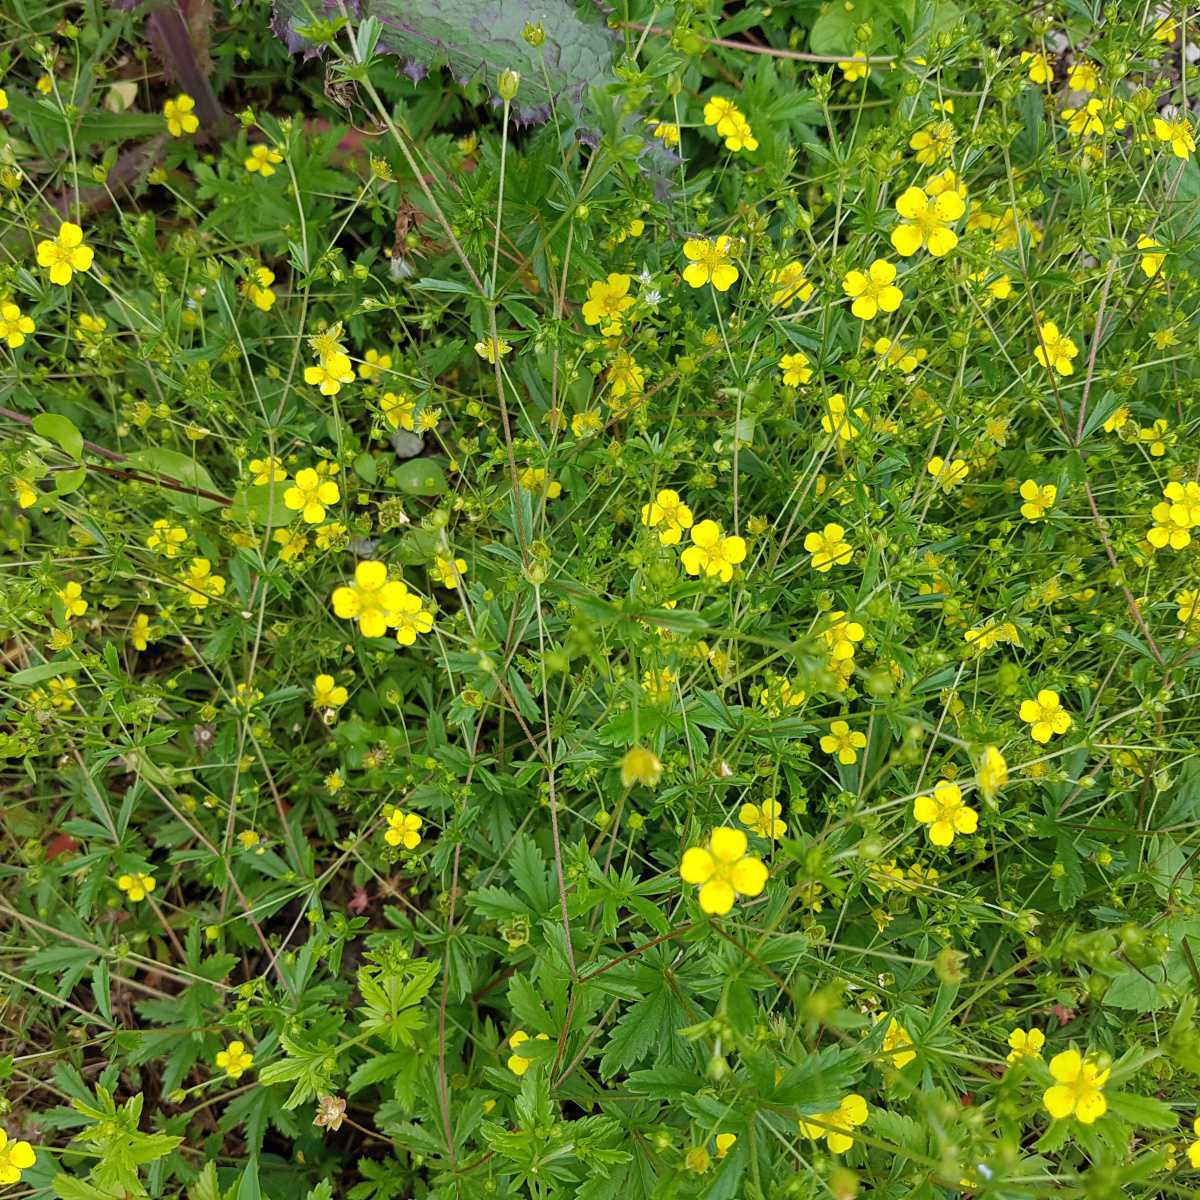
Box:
[582,273,635,334]
[881,1016,917,1067]
[804,523,853,572]
[1034,321,1078,375]
[680,519,747,582]
[37,221,94,286]
[331,560,410,638]
[739,798,786,839]
[284,467,340,524]
[891,185,965,257]
[798,1093,868,1153]
[680,827,768,915]
[1153,115,1195,158]
[779,350,813,386]
[927,456,969,491]
[216,1041,254,1079]
[910,120,953,164]
[245,144,283,175]
[305,351,355,396]
[913,780,978,846]
[1020,689,1072,743]
[1021,51,1051,85]
[164,93,199,136]
[842,259,903,320]
[682,235,739,291]
[0,1127,37,1185]
[1043,1049,1109,1124]
[820,719,867,765]
[1006,1027,1045,1064]
[385,808,423,849]
[181,558,226,608]
[431,554,467,589]
[767,261,814,307]
[641,489,694,546]
[117,871,156,902]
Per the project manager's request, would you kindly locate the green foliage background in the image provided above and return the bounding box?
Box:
[2,0,1200,1198]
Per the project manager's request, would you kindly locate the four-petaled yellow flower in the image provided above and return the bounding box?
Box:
[881,1016,917,1067]
[331,560,410,638]
[582,273,635,334]
[0,301,35,347]
[927,456,969,491]
[0,1128,36,1185]
[739,798,786,839]
[780,351,813,387]
[506,1029,549,1075]
[431,554,467,588]
[313,674,348,709]
[641,489,694,546]
[59,580,88,618]
[798,1093,868,1153]
[245,144,283,175]
[680,519,747,582]
[682,236,739,291]
[37,221,94,286]
[842,259,903,320]
[385,808,423,848]
[147,519,188,557]
[164,93,199,136]
[1006,1027,1045,1064]
[1019,480,1057,520]
[284,467,340,524]
[1043,1049,1109,1124]
[768,261,814,307]
[680,826,768,915]
[216,1041,254,1079]
[977,745,1008,801]
[305,351,355,396]
[1021,51,1051,85]
[1020,689,1072,743]
[117,871,156,901]
[804,523,853,572]
[891,185,965,257]
[1153,115,1195,159]
[1034,321,1078,375]
[913,780,978,846]
[820,719,867,765]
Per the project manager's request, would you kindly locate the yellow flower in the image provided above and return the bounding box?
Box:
[873,336,925,372]
[682,235,739,291]
[1006,1027,1045,1064]
[647,118,680,147]
[0,1128,37,1185]
[909,120,954,164]
[475,336,512,363]
[331,560,410,638]
[377,390,415,431]
[216,1041,254,1079]
[117,871,156,902]
[36,221,95,286]
[779,351,813,387]
[881,1016,917,1068]
[1062,97,1104,137]
[1043,1049,1109,1123]
[164,93,199,136]
[804,523,853,571]
[839,59,870,82]
[891,185,965,257]
[641,489,694,546]
[582,273,635,334]
[274,527,308,561]
[715,1132,737,1158]
[680,519,747,582]
[1153,17,1176,44]
[608,350,644,398]
[130,612,154,651]
[59,580,88,618]
[620,746,662,788]
[1021,51,1052,85]
[0,301,35,348]
[739,798,786,839]
[1137,235,1165,278]
[1019,689,1072,743]
[244,267,277,311]
[798,1093,868,1153]
[820,719,866,765]
[1033,321,1078,375]
[702,96,742,135]
[392,592,434,645]
[1138,418,1171,456]
[822,394,866,443]
[506,1029,549,1075]
[239,830,261,849]
[313,674,348,709]
[822,612,864,661]
[842,259,903,319]
[284,468,340,524]
[249,456,287,485]
[147,519,188,557]
[721,110,757,153]
[1177,589,1200,632]
[768,261,814,307]
[1153,115,1195,158]
[1187,1116,1200,1168]
[913,779,977,846]
[1019,480,1057,520]
[977,745,1008,801]
[304,351,355,396]
[518,466,561,497]
[36,74,53,95]
[431,554,467,589]
[926,456,969,491]
[385,808,423,849]
[680,826,768,915]
[15,477,38,508]
[245,144,283,175]
[1067,61,1100,92]
[358,348,392,380]
[0,88,7,112]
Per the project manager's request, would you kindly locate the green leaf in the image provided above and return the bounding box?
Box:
[1053,834,1086,908]
[55,466,88,495]
[1106,1092,1176,1129]
[126,448,222,513]
[8,660,75,686]
[394,458,447,497]
[33,412,84,460]
[237,1159,261,1200]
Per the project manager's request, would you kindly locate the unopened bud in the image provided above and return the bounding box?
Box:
[497,69,520,102]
